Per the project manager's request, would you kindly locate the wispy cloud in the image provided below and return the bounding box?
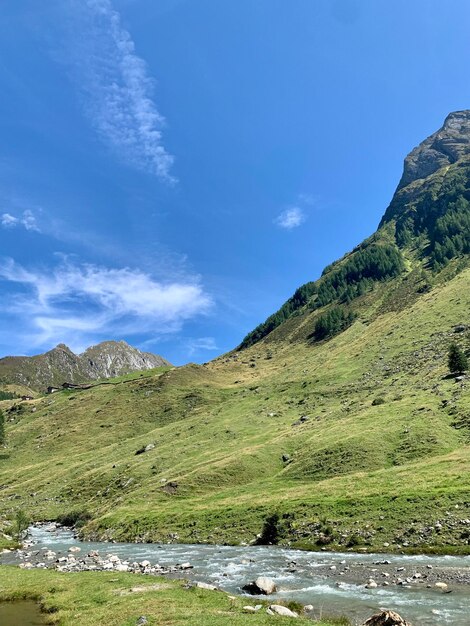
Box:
[275,206,305,230]
[64,0,175,181]
[1,210,40,232]
[0,258,211,351]
[187,336,218,356]
[297,193,317,206]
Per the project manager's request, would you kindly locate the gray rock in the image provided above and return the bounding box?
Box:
[399,111,470,189]
[268,605,298,618]
[243,576,277,595]
[435,581,448,590]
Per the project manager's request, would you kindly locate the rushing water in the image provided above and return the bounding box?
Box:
[3,525,470,625]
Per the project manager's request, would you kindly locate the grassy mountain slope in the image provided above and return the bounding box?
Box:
[1,112,469,553]
[1,262,469,552]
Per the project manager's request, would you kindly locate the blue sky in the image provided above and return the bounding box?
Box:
[1,0,470,364]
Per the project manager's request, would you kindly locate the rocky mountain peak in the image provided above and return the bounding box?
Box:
[398,109,470,190]
[50,343,72,352]
[0,341,171,392]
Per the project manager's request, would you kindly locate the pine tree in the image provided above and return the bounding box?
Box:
[448,343,468,374]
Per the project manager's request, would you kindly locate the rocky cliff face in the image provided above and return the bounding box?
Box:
[0,341,170,392]
[398,110,470,189]
[381,110,470,226]
[80,341,168,379]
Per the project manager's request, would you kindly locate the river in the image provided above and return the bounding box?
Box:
[2,525,469,625]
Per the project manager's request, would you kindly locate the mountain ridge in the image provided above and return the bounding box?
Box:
[0,340,171,392]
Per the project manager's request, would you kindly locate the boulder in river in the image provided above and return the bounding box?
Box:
[242,576,277,595]
[434,581,448,590]
[362,609,412,626]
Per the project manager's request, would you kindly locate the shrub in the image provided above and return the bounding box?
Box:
[0,391,17,400]
[372,397,386,406]
[56,510,92,528]
[346,533,364,547]
[448,343,468,374]
[12,509,29,542]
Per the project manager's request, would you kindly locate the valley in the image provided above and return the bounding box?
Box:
[1,111,470,625]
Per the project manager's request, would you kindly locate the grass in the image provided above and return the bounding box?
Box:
[0,537,19,551]
[0,567,340,625]
[0,262,469,553]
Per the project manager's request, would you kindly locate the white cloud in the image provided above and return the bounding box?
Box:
[187,336,218,355]
[66,0,174,181]
[1,210,40,232]
[0,258,212,350]
[1,213,18,228]
[275,206,305,230]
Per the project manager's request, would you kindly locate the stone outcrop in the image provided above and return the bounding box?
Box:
[362,610,412,626]
[380,109,470,225]
[398,111,470,189]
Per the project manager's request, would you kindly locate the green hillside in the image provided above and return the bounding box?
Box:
[1,111,470,553]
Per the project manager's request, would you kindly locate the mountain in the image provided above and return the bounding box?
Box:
[240,110,470,350]
[0,341,171,392]
[0,112,469,554]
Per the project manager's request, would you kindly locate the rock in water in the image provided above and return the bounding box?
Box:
[242,576,277,595]
[362,609,412,626]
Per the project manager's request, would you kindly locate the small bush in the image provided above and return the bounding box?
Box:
[372,397,386,406]
[448,343,468,373]
[56,510,92,528]
[0,391,17,400]
[11,509,29,542]
[255,513,280,545]
[346,533,364,547]
[285,600,304,614]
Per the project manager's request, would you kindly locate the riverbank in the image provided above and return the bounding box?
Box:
[2,524,469,625]
[0,566,337,625]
